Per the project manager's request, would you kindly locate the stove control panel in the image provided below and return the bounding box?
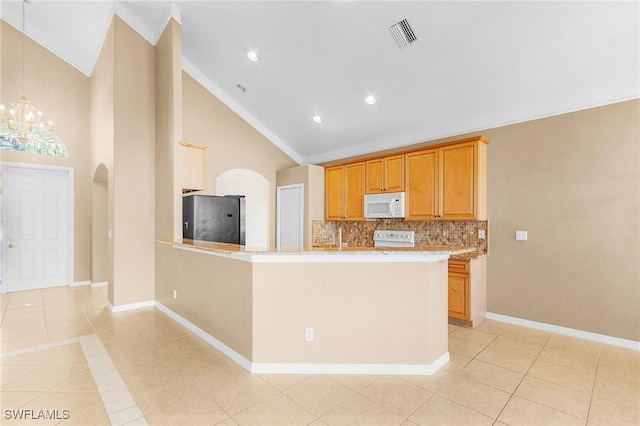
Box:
[373,230,415,248]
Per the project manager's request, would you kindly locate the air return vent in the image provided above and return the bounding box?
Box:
[389,18,418,50]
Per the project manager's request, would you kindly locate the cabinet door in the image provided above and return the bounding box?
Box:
[181,142,207,193]
[344,162,365,220]
[448,272,469,320]
[325,166,345,220]
[384,155,405,193]
[405,149,438,220]
[365,159,384,194]
[440,142,476,220]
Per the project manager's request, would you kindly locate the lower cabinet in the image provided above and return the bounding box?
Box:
[448,257,487,327]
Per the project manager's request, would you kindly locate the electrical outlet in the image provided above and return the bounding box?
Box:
[305,327,314,342]
[478,230,486,240]
[515,230,528,241]
[173,289,177,299]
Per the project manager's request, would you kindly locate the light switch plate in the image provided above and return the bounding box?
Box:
[515,230,528,241]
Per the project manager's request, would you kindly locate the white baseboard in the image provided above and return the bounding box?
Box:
[107,300,155,313]
[69,280,108,288]
[486,312,640,351]
[154,302,253,372]
[251,352,450,375]
[155,301,450,375]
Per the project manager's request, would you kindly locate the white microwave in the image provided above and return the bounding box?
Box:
[364,192,406,218]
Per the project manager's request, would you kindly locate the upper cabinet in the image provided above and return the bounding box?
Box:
[181,141,207,193]
[405,136,488,220]
[405,148,439,220]
[325,162,365,221]
[325,135,489,221]
[365,154,404,194]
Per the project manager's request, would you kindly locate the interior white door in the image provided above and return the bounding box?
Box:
[277,184,304,248]
[5,166,70,291]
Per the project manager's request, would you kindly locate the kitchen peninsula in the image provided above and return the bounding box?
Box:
[155,239,474,375]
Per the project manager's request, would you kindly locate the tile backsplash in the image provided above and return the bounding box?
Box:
[312,219,488,253]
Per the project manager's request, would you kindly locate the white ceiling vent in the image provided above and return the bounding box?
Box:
[389,18,418,50]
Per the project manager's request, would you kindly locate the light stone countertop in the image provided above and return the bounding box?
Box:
[159,239,476,263]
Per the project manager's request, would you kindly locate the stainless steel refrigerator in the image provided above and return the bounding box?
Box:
[182,195,246,245]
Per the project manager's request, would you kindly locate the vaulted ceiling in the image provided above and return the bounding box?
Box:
[1,1,638,164]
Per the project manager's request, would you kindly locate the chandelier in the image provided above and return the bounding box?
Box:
[0,0,67,157]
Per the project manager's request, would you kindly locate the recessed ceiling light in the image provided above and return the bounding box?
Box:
[247,51,258,62]
[312,115,322,123]
[236,84,246,93]
[365,95,377,105]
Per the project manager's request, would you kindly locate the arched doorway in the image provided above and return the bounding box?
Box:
[216,169,270,248]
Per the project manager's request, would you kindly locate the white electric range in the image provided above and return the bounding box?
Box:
[373,230,415,248]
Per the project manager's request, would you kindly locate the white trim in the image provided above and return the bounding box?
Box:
[154,302,253,372]
[486,312,640,352]
[251,352,450,376]
[276,183,305,249]
[107,300,155,313]
[181,58,303,165]
[0,162,75,294]
[91,281,108,288]
[69,280,92,287]
[155,301,450,375]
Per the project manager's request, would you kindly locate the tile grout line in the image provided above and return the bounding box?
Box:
[77,334,148,426]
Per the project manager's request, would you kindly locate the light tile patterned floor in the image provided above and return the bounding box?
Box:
[1,286,639,425]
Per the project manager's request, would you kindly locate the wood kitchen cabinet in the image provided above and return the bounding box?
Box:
[448,257,487,327]
[325,162,365,220]
[180,141,207,193]
[365,154,405,194]
[405,136,488,220]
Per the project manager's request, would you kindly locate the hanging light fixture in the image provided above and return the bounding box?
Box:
[0,0,67,156]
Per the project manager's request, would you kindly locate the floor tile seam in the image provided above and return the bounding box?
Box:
[534,355,598,377]
[279,387,348,424]
[510,390,590,422]
[428,391,498,422]
[77,334,148,426]
[456,367,524,395]
[481,337,545,424]
[1,336,83,359]
[584,354,601,426]
[219,387,292,421]
[502,347,591,422]
[349,384,422,419]
[522,371,594,398]
[391,387,438,425]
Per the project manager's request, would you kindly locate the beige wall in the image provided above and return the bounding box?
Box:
[155,243,253,359]
[482,100,640,341]
[1,21,91,282]
[181,72,298,246]
[155,19,183,242]
[252,260,447,364]
[111,17,156,305]
[276,165,325,247]
[90,20,114,287]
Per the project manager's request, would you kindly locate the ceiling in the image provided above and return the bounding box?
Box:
[1,1,638,165]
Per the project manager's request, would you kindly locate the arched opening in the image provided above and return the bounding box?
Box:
[216,168,270,248]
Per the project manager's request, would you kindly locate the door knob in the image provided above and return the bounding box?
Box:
[8,244,16,248]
